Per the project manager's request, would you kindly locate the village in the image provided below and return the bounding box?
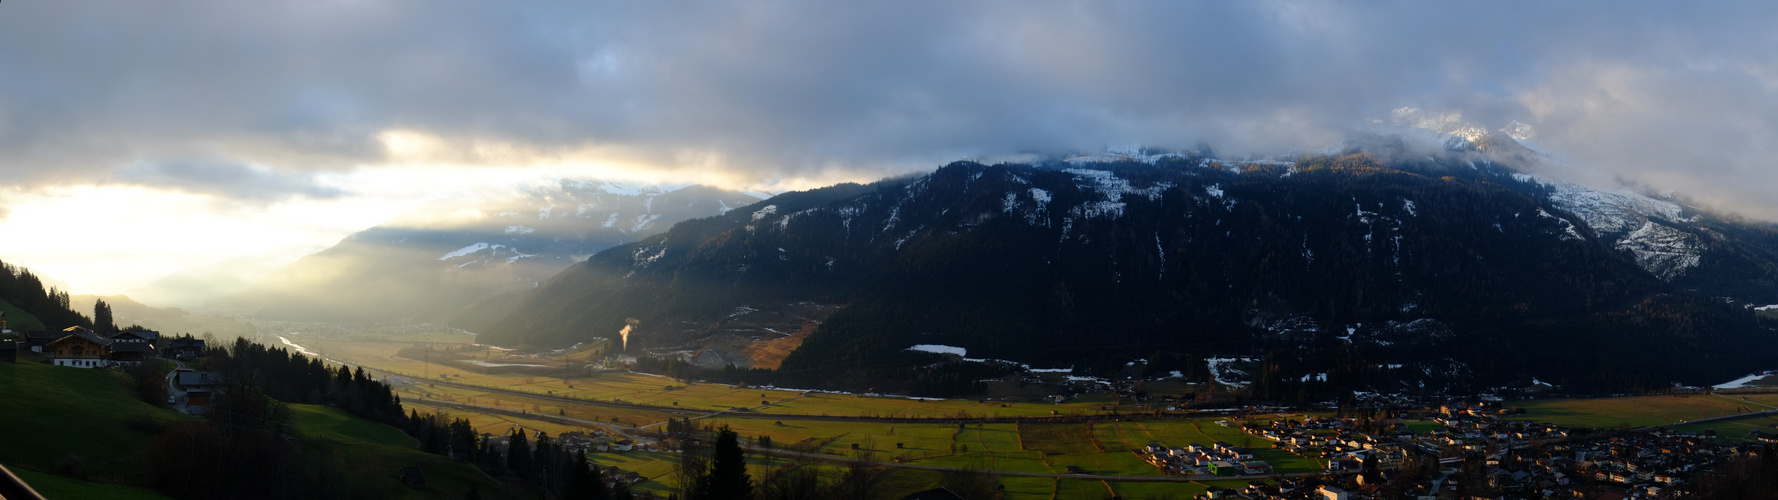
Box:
[1162,400,1769,500]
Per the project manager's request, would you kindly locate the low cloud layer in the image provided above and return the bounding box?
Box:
[3,2,1778,217]
[114,159,343,201]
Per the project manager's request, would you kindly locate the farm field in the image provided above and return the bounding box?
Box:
[1508,395,1765,429]
[1403,420,1447,434]
[1672,413,1778,442]
[394,380,677,428]
[1716,393,1778,409]
[1055,478,1115,498]
[586,450,680,496]
[283,335,1126,420]
[404,401,589,437]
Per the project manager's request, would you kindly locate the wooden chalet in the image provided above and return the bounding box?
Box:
[0,340,16,363]
[47,332,112,368]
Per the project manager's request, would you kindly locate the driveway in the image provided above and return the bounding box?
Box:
[155,357,191,414]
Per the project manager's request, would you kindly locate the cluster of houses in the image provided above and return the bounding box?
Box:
[1241,416,1412,474]
[1400,406,1571,456]
[1141,440,1272,476]
[1514,430,1755,499]
[1185,399,1771,499]
[0,325,205,368]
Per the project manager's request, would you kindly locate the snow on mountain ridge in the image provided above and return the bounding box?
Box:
[1397,110,1704,281]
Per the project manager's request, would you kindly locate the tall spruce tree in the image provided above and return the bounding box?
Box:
[93,298,116,332]
[508,428,532,478]
[704,426,751,500]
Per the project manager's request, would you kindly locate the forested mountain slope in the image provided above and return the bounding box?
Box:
[484,149,1778,396]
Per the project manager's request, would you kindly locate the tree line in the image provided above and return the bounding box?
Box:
[0,258,90,330]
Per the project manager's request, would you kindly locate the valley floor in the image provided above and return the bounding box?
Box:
[252,328,1778,499]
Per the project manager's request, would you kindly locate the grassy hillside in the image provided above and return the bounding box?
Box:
[290,404,530,500]
[9,468,174,500]
[0,361,535,500]
[0,298,46,332]
[0,362,188,482]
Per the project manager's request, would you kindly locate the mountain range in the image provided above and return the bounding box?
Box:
[474,137,1778,397]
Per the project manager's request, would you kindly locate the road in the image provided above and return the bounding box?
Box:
[155,356,191,414]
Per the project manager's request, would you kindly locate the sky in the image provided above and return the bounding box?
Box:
[2,1,1777,295]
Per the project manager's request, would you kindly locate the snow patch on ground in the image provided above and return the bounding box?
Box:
[439,243,490,260]
[1206,357,1254,387]
[1063,169,1171,219]
[1714,372,1771,389]
[632,245,668,267]
[1615,221,1702,280]
[277,335,319,358]
[1540,178,1684,234]
[631,213,661,233]
[752,205,778,222]
[906,344,968,357]
[1536,208,1585,241]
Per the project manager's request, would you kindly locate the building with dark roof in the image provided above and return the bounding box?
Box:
[109,329,159,345]
[167,337,206,360]
[23,331,59,352]
[108,342,150,366]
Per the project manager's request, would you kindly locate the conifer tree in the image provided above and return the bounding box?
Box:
[94,298,116,332]
[704,426,751,500]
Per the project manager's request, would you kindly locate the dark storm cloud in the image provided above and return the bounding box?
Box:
[2,1,1778,215]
